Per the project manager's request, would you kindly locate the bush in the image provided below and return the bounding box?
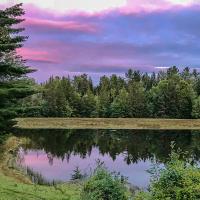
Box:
[81,166,130,200]
[135,147,200,200]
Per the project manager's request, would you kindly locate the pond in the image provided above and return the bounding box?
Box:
[14,129,200,189]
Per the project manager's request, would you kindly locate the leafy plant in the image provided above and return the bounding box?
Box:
[81,165,131,200]
[135,144,200,200]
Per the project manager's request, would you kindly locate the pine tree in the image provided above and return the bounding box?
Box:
[97,76,111,117]
[127,82,147,117]
[110,88,129,117]
[192,96,200,118]
[0,4,36,130]
[150,74,195,118]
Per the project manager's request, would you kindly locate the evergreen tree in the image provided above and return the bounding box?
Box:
[192,96,200,119]
[73,74,93,96]
[150,74,195,118]
[110,88,129,117]
[80,90,96,117]
[97,76,111,117]
[0,4,36,130]
[111,75,126,96]
[19,84,43,117]
[42,76,73,117]
[181,67,191,81]
[127,82,147,117]
[194,77,200,96]
[55,83,73,117]
[167,66,179,78]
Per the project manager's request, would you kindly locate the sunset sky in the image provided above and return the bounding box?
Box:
[1,0,200,82]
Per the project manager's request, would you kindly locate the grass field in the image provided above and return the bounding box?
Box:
[16,118,200,130]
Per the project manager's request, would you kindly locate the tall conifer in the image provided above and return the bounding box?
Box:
[0,4,36,130]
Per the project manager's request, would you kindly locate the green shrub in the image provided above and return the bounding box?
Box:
[81,166,130,200]
[135,147,200,200]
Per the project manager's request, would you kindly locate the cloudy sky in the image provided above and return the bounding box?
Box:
[1,0,200,81]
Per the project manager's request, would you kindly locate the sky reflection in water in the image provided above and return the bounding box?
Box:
[16,129,200,188]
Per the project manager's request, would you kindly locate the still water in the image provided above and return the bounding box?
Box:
[15,129,200,188]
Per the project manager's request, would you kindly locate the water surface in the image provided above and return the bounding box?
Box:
[15,129,200,188]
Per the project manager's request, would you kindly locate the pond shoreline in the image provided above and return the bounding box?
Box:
[16,118,200,130]
[0,136,32,184]
[0,136,82,186]
[0,135,81,199]
[0,136,138,198]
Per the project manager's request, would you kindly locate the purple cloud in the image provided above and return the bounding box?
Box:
[6,3,199,81]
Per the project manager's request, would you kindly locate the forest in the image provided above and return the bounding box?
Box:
[21,66,200,119]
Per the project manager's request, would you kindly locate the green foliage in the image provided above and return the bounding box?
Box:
[96,76,112,117]
[127,82,147,117]
[42,76,74,117]
[110,88,129,117]
[73,74,93,96]
[81,166,130,200]
[80,90,96,117]
[149,74,196,118]
[135,146,200,200]
[192,96,200,118]
[0,4,36,130]
[17,65,200,119]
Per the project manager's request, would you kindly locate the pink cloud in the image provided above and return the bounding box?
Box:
[23,17,98,33]
[1,1,200,19]
[119,0,188,14]
[3,0,199,83]
[17,47,58,63]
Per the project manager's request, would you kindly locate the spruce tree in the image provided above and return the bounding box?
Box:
[0,4,36,130]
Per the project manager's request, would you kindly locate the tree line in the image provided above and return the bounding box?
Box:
[21,66,200,119]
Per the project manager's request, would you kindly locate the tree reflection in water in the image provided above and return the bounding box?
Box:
[14,129,200,165]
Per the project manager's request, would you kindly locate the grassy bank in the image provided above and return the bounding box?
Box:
[0,136,31,184]
[0,136,81,200]
[16,118,200,130]
[0,172,81,200]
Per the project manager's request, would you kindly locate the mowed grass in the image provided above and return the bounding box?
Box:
[16,118,200,130]
[0,172,81,200]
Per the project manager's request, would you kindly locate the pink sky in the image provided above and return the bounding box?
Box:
[19,148,151,188]
[2,0,200,82]
[3,0,199,13]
